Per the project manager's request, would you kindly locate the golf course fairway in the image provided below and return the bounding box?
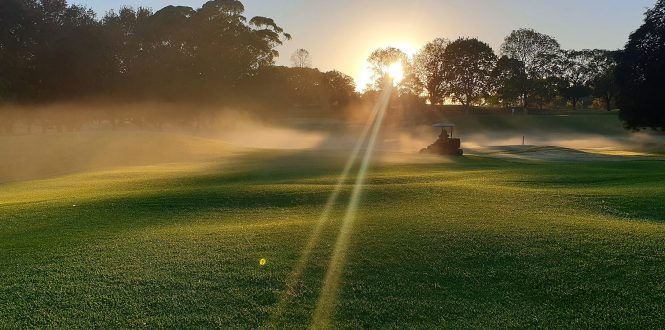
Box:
[1,131,664,328]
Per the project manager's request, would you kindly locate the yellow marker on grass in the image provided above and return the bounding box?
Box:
[259,258,267,266]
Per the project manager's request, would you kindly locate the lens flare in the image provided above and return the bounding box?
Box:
[268,96,385,325]
[310,86,393,329]
[269,83,393,328]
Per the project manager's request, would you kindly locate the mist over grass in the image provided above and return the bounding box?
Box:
[1,146,664,328]
[1,102,664,328]
[1,103,663,183]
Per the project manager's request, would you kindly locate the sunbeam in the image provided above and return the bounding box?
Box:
[310,85,393,329]
[268,89,387,325]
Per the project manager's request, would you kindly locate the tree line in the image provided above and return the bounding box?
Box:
[0,0,357,132]
[1,0,663,132]
[0,0,294,102]
[367,32,618,113]
[366,0,664,130]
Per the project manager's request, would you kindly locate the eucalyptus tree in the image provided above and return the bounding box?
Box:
[0,0,296,134]
[99,0,291,100]
[529,48,615,110]
[0,0,105,101]
[101,7,153,96]
[0,0,38,100]
[191,1,291,96]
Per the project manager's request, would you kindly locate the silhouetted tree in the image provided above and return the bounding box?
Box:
[530,77,562,109]
[0,0,105,101]
[367,47,408,89]
[491,56,528,107]
[101,6,153,98]
[616,0,665,130]
[397,72,424,98]
[0,0,290,105]
[500,29,560,111]
[559,50,611,109]
[559,84,590,110]
[245,66,356,112]
[191,1,290,97]
[0,0,37,101]
[290,48,312,68]
[501,28,560,77]
[532,49,609,109]
[323,70,356,107]
[414,38,449,105]
[441,38,497,108]
[590,51,620,111]
[591,70,617,111]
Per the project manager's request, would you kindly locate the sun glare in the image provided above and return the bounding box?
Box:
[386,62,405,84]
[356,43,416,91]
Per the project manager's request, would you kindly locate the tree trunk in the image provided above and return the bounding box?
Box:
[605,94,612,111]
[464,96,470,115]
[522,93,528,112]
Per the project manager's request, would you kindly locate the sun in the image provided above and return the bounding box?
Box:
[356,43,416,90]
[386,61,405,85]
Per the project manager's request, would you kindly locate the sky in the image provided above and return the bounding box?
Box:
[82,0,656,90]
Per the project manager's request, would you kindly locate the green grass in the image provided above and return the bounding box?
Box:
[450,112,629,135]
[1,141,665,328]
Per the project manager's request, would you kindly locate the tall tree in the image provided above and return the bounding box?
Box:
[616,0,665,130]
[500,28,560,77]
[290,48,312,68]
[323,70,356,107]
[192,1,290,96]
[491,56,528,107]
[0,0,40,100]
[590,50,620,111]
[413,38,449,105]
[500,29,560,110]
[533,49,611,110]
[101,6,153,97]
[0,0,104,101]
[367,47,408,89]
[558,50,609,110]
[530,77,562,109]
[441,38,497,108]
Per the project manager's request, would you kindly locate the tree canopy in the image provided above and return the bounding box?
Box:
[441,38,497,107]
[501,28,560,77]
[366,47,408,89]
[616,0,665,130]
[491,56,528,107]
[0,0,292,102]
[413,38,449,105]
